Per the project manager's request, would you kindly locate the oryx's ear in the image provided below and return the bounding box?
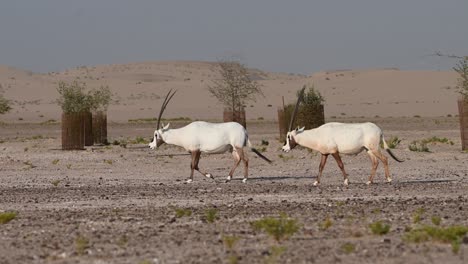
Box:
[298,127,305,133]
[163,123,170,130]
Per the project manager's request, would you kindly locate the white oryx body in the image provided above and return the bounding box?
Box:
[151,121,247,154]
[282,122,403,186]
[149,121,271,183]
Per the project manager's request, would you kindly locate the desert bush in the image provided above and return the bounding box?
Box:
[404,225,468,253]
[0,94,12,114]
[204,208,219,223]
[431,216,442,226]
[408,140,430,152]
[57,81,112,113]
[369,220,390,235]
[175,208,192,218]
[422,136,454,145]
[412,208,425,224]
[252,213,300,242]
[75,235,90,255]
[0,212,17,224]
[319,217,333,231]
[384,136,401,149]
[56,81,92,113]
[341,242,356,254]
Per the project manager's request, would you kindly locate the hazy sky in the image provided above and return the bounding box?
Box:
[1,0,467,74]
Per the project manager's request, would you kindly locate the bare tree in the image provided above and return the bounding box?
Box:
[208,60,264,113]
[453,56,468,99]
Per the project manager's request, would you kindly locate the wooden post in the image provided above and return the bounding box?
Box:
[61,112,85,150]
[458,97,468,150]
[84,111,93,146]
[92,111,108,145]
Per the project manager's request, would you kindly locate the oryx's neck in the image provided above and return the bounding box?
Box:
[294,128,320,149]
[161,128,184,147]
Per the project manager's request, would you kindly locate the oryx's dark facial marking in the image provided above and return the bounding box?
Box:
[288,134,298,149]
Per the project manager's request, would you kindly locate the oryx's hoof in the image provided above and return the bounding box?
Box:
[344,178,349,186]
[313,181,319,187]
[366,180,372,185]
[205,173,213,179]
[242,178,247,183]
[387,178,392,183]
[186,179,193,183]
[225,176,232,183]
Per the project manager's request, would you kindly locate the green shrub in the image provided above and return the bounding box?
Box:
[204,208,219,223]
[252,213,300,242]
[369,220,390,235]
[319,217,333,231]
[0,212,17,224]
[0,94,12,114]
[409,141,430,152]
[404,225,468,254]
[175,208,192,218]
[341,242,355,254]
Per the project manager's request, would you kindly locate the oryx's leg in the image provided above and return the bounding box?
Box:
[239,147,249,183]
[332,152,349,186]
[366,151,379,185]
[314,154,329,186]
[372,150,391,183]
[192,150,213,179]
[188,150,200,183]
[226,147,242,183]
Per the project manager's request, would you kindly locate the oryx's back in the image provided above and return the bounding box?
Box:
[317,122,382,154]
[180,121,247,152]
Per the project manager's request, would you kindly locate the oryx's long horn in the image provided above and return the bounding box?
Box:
[288,86,306,132]
[156,89,177,129]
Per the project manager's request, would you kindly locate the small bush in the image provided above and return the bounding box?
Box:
[252,213,300,242]
[261,139,269,146]
[0,94,12,114]
[422,136,454,146]
[204,208,219,223]
[404,225,468,254]
[222,235,239,251]
[75,235,90,255]
[431,216,442,226]
[412,208,425,224]
[341,242,355,254]
[319,217,333,231]
[385,136,401,149]
[51,180,60,187]
[175,208,192,218]
[0,212,17,224]
[369,220,390,235]
[409,141,430,152]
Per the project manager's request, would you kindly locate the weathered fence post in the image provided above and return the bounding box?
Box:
[92,111,108,145]
[83,111,93,146]
[458,97,468,150]
[223,108,246,128]
[62,112,85,150]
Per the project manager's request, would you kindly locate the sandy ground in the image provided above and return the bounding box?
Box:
[1,117,467,263]
[0,62,461,123]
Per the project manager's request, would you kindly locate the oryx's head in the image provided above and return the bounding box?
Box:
[282,127,304,152]
[149,123,171,149]
[281,86,306,153]
[149,89,177,150]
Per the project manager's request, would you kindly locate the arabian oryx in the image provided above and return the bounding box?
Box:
[282,88,403,186]
[149,90,272,183]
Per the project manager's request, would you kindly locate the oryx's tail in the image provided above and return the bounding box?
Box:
[381,135,404,162]
[246,138,273,164]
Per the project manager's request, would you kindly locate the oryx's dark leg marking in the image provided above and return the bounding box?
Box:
[315,154,329,186]
[191,150,212,179]
[367,151,379,184]
[372,150,391,182]
[189,150,200,182]
[331,152,349,184]
[228,148,242,181]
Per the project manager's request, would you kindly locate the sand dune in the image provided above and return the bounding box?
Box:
[0,61,460,123]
